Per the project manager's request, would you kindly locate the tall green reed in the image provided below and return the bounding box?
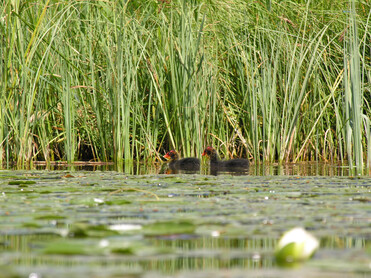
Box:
[1,0,370,168]
[219,0,341,163]
[165,0,208,157]
[343,0,370,171]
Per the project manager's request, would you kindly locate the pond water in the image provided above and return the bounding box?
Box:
[31,161,358,176]
[0,163,370,277]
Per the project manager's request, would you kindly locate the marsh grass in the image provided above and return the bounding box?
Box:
[0,0,370,168]
[343,0,371,171]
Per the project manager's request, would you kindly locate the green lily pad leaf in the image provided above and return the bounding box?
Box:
[105,199,132,205]
[8,180,36,185]
[39,190,52,194]
[42,240,102,255]
[68,223,120,238]
[108,240,173,256]
[35,215,66,220]
[43,242,88,255]
[111,247,136,255]
[143,220,195,236]
[22,222,42,228]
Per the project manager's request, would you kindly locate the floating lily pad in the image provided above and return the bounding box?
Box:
[8,180,36,185]
[105,199,132,205]
[34,215,66,220]
[143,220,196,236]
[68,223,120,238]
[22,222,42,228]
[42,240,101,255]
[0,169,369,277]
[110,247,135,255]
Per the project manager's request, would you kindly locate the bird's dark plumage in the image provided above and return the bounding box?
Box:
[164,150,200,171]
[202,147,249,170]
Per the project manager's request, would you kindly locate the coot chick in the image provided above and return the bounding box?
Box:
[202,147,249,170]
[164,150,200,171]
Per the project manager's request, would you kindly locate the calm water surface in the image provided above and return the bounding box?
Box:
[0,162,370,277]
[31,161,356,176]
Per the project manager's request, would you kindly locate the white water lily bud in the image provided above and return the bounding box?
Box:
[275,227,319,265]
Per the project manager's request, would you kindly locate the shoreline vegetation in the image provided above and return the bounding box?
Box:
[1,0,370,169]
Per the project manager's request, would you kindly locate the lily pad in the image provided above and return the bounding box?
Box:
[0,168,369,277]
[42,240,101,255]
[143,220,196,236]
[34,215,66,220]
[68,223,120,238]
[8,180,36,185]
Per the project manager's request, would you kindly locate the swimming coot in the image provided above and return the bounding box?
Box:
[164,150,200,171]
[202,146,249,170]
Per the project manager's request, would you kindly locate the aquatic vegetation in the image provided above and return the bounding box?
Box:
[0,0,370,168]
[275,227,319,266]
[0,169,370,277]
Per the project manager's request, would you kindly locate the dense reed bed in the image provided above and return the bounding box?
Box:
[1,0,370,169]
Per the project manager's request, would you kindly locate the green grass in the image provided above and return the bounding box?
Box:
[0,0,370,169]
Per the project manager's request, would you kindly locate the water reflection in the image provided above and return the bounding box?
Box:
[252,162,352,176]
[121,161,354,176]
[4,161,369,176]
[0,233,369,275]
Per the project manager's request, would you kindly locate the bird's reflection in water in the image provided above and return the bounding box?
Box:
[164,168,200,175]
[210,167,249,176]
[161,165,249,176]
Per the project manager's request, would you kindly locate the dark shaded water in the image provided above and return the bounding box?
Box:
[28,161,357,176]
